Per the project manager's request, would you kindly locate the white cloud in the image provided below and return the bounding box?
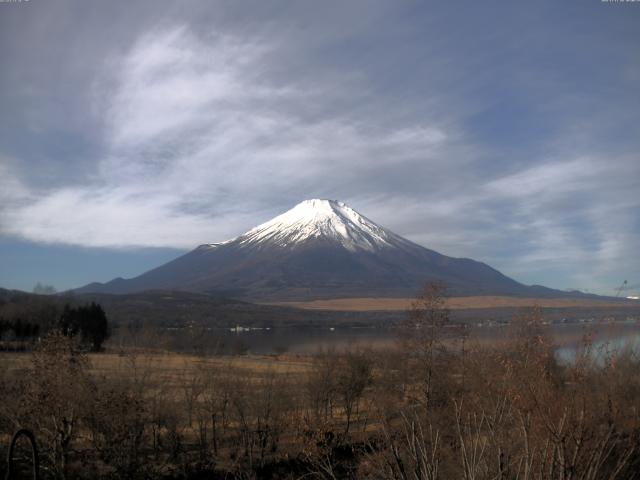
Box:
[484,157,599,198]
[0,26,451,248]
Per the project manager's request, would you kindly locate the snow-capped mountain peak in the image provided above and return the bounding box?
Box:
[77,198,549,299]
[236,199,403,252]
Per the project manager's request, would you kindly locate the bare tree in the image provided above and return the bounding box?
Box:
[307,349,339,427]
[336,350,373,434]
[399,281,450,409]
[23,331,92,479]
[85,383,148,478]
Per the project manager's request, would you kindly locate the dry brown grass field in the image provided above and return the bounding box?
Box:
[1,350,313,396]
[269,295,638,311]
[0,350,313,373]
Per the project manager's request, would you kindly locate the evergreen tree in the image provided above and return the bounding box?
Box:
[58,302,110,351]
[83,302,110,352]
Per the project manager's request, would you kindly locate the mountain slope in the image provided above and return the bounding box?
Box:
[76,199,572,300]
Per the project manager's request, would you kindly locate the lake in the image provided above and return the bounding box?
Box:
[157,320,640,360]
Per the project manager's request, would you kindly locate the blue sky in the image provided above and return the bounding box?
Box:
[1,0,639,295]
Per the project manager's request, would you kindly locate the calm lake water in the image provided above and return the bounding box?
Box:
[177,321,640,360]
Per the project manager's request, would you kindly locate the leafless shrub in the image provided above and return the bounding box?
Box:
[84,383,148,478]
[22,331,92,479]
[361,411,440,480]
[336,350,373,434]
[306,349,339,428]
[399,281,450,409]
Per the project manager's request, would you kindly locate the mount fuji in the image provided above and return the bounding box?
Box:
[76,199,568,300]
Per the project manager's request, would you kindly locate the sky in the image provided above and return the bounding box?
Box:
[1,0,639,295]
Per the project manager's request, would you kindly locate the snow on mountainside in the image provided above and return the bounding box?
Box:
[75,199,590,300]
[204,199,408,252]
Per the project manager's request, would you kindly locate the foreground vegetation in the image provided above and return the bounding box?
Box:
[1,287,640,479]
